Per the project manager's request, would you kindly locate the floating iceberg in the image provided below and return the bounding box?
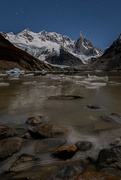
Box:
[6,68,25,76]
[85,74,108,82]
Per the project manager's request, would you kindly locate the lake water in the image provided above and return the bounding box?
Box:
[0,72,121,179]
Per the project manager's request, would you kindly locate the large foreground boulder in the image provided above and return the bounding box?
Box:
[96,146,121,170]
[101,167,121,178]
[0,137,22,161]
[0,125,17,140]
[47,165,83,180]
[6,154,40,173]
[76,170,120,180]
[28,123,69,138]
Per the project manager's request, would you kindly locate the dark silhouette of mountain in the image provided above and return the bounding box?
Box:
[46,48,83,66]
[90,34,121,70]
[0,34,57,71]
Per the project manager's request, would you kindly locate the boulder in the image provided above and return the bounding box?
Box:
[96,146,121,170]
[0,137,22,161]
[76,170,120,180]
[36,138,66,153]
[75,141,92,151]
[101,167,121,178]
[47,164,83,180]
[52,144,77,160]
[26,116,51,126]
[28,123,69,139]
[49,95,83,100]
[0,125,17,140]
[6,154,40,173]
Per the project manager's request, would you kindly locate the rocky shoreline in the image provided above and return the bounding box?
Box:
[0,110,121,179]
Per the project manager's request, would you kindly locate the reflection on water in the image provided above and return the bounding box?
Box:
[0,72,121,179]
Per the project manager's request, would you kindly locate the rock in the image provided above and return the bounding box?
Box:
[76,170,120,180]
[49,95,83,100]
[101,167,121,178]
[85,104,104,111]
[21,132,31,139]
[0,137,22,161]
[0,125,17,140]
[75,141,92,151]
[52,144,77,160]
[87,104,101,109]
[96,146,121,170]
[6,154,40,173]
[28,123,69,139]
[110,138,121,146]
[36,138,66,153]
[26,116,51,126]
[104,112,121,124]
[102,115,114,122]
[47,164,83,180]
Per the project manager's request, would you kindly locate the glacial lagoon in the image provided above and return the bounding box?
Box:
[0,72,121,179]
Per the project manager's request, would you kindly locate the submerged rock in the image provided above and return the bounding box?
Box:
[0,137,22,161]
[47,164,83,180]
[76,170,120,180]
[26,116,51,126]
[28,123,69,139]
[75,141,92,151]
[52,144,77,160]
[36,137,66,153]
[96,146,121,170]
[6,154,40,173]
[0,125,17,140]
[49,95,83,100]
[84,104,106,111]
[104,112,121,124]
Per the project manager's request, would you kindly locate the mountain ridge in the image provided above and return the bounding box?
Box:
[0,29,102,65]
[90,34,121,70]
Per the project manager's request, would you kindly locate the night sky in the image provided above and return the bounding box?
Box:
[0,0,121,49]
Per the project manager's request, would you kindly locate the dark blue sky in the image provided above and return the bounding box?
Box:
[0,0,121,49]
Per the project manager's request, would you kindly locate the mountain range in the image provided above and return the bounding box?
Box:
[90,34,121,70]
[0,29,121,71]
[1,29,102,65]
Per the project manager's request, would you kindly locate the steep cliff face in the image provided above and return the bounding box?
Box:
[0,34,58,71]
[90,34,121,70]
[74,32,102,56]
[46,48,83,66]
